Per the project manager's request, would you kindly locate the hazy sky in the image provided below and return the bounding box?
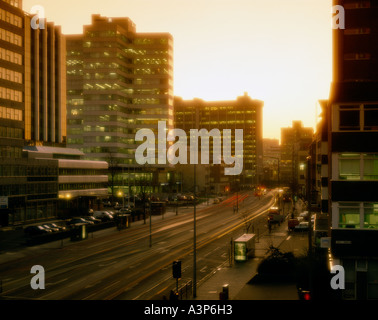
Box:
[23,0,333,141]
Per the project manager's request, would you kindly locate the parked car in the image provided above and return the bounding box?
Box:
[93,211,114,222]
[294,221,309,232]
[298,211,309,222]
[67,217,94,227]
[288,218,300,231]
[24,225,52,236]
[42,223,60,232]
[117,207,132,215]
[82,216,102,224]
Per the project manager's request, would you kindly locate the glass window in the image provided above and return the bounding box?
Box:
[339,202,360,228]
[339,155,360,180]
[364,155,378,180]
[339,105,360,130]
[364,203,378,229]
[364,105,378,130]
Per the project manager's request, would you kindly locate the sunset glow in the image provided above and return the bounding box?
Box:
[23,0,333,140]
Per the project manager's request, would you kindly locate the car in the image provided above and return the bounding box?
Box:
[213,198,220,204]
[117,207,132,215]
[82,216,102,224]
[42,223,60,232]
[294,221,309,232]
[24,225,52,236]
[93,211,114,222]
[67,218,94,227]
[288,218,300,231]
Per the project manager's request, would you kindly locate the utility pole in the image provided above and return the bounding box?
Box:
[193,163,197,298]
[306,156,313,296]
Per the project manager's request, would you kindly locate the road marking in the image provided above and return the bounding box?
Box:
[286,236,292,241]
[200,266,208,273]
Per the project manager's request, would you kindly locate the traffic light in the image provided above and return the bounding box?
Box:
[172,260,181,279]
[303,291,311,300]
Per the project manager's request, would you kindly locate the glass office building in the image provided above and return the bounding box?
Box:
[67,15,174,197]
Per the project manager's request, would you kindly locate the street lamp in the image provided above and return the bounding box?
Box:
[306,156,313,296]
[193,163,197,298]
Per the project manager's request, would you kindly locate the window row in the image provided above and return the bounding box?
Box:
[0,105,23,120]
[0,8,22,27]
[0,27,22,46]
[0,145,22,158]
[0,47,22,65]
[0,67,22,84]
[2,0,22,9]
[0,183,58,197]
[336,202,378,229]
[0,164,58,177]
[336,104,378,131]
[59,183,107,191]
[0,125,23,139]
[337,154,378,181]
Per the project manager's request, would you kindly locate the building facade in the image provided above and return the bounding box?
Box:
[280,121,314,196]
[0,0,24,159]
[66,14,174,198]
[0,3,108,226]
[174,93,264,193]
[328,0,378,300]
[262,138,281,187]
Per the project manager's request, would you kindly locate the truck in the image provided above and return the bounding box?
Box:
[267,206,284,225]
[234,234,256,261]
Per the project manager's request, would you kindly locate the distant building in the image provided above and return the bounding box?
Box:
[280,121,313,195]
[174,93,264,193]
[262,138,280,187]
[66,14,174,198]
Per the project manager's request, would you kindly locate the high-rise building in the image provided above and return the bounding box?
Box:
[327,0,378,300]
[66,14,174,197]
[0,0,24,158]
[174,93,263,193]
[24,17,67,146]
[262,138,281,187]
[280,121,313,195]
[0,3,107,226]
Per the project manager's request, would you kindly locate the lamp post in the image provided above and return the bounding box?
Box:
[306,156,313,296]
[193,163,197,298]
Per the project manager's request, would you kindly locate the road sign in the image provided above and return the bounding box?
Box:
[0,197,8,209]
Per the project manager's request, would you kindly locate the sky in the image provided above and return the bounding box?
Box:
[23,0,333,141]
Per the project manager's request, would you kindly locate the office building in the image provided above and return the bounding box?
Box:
[0,0,24,159]
[174,93,263,193]
[66,14,174,198]
[0,2,108,226]
[327,0,378,300]
[280,121,313,195]
[262,138,281,187]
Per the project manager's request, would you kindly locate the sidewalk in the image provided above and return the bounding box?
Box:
[194,220,303,300]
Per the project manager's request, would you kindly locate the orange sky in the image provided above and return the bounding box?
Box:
[23,0,333,141]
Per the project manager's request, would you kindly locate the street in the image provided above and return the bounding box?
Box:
[0,190,282,300]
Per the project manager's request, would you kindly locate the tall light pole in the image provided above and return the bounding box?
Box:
[306,156,313,296]
[193,163,197,298]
